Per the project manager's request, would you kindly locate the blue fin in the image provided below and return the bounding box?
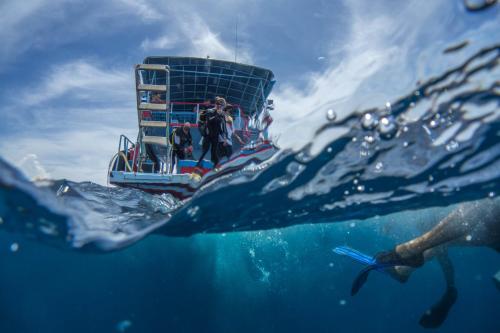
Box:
[334,246,405,295]
[333,246,376,266]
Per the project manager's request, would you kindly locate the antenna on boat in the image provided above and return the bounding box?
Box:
[234,15,239,62]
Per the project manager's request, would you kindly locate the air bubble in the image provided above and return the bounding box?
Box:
[361,113,378,130]
[403,141,409,147]
[344,190,349,196]
[326,109,337,121]
[357,185,365,192]
[339,299,347,306]
[429,119,439,129]
[10,243,19,252]
[488,192,495,198]
[465,235,472,241]
[364,135,375,144]
[445,140,459,152]
[187,206,200,217]
[385,102,392,113]
[375,162,384,172]
[377,116,398,139]
[327,147,332,153]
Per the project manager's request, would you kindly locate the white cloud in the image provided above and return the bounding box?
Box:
[141,35,179,51]
[113,0,163,21]
[131,1,253,63]
[17,154,51,180]
[0,59,138,184]
[0,0,61,67]
[21,59,134,106]
[270,0,448,152]
[2,127,135,185]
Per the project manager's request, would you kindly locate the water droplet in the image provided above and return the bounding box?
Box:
[403,141,409,147]
[327,147,332,153]
[353,179,359,185]
[187,206,200,218]
[344,190,350,196]
[377,116,398,139]
[329,262,334,268]
[428,175,434,182]
[385,101,392,112]
[364,135,375,144]
[326,109,337,121]
[287,209,292,214]
[352,137,357,142]
[0,216,3,224]
[465,235,472,242]
[232,223,237,228]
[349,222,356,228]
[445,140,459,152]
[375,161,384,172]
[361,113,378,130]
[10,243,19,252]
[116,320,132,333]
[415,91,421,97]
[339,299,347,306]
[488,192,495,198]
[429,119,439,129]
[357,185,365,192]
[409,102,416,108]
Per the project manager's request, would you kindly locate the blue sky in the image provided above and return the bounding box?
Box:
[0,0,498,183]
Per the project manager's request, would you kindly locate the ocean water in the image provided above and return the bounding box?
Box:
[1,1,500,333]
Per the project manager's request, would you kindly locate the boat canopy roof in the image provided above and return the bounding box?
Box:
[143,56,275,115]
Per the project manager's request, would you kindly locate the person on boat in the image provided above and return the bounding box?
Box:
[219,107,245,160]
[350,198,500,328]
[196,97,227,168]
[151,92,163,103]
[259,107,273,142]
[171,122,193,171]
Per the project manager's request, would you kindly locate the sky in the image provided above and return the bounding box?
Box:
[0,0,498,184]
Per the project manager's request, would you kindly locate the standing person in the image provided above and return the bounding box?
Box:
[196,97,226,168]
[219,107,245,160]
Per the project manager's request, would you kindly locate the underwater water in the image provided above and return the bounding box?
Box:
[1,1,500,333]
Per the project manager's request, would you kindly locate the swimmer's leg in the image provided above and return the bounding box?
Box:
[393,203,482,261]
[419,249,457,328]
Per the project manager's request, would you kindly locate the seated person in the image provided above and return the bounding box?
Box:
[172,122,194,163]
[151,92,164,103]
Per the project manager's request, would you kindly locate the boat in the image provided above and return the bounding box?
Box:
[107,56,277,199]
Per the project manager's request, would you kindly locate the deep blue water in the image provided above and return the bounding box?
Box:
[1,1,500,332]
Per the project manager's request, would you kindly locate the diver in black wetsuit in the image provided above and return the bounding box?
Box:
[196,97,227,168]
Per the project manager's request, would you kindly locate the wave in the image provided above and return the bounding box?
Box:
[1,44,499,251]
